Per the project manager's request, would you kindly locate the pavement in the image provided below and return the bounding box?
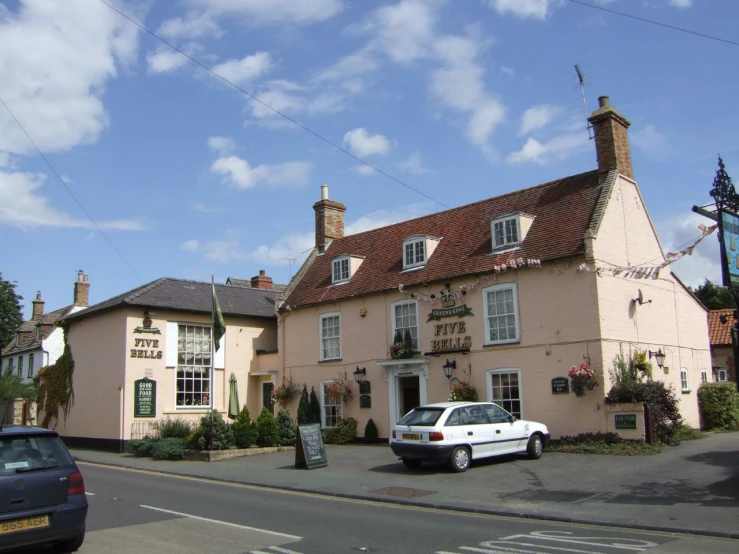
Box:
[69,432,739,541]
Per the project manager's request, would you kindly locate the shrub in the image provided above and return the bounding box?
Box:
[276,409,296,446]
[195,410,234,450]
[125,438,156,456]
[154,417,193,439]
[678,425,707,441]
[363,418,378,444]
[232,406,258,448]
[324,417,358,444]
[548,432,662,455]
[151,438,186,460]
[308,387,321,425]
[698,382,739,431]
[605,380,682,445]
[256,407,280,447]
[297,384,310,425]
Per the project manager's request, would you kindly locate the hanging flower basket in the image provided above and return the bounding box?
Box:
[325,379,353,404]
[271,381,299,408]
[449,381,478,402]
[568,362,598,398]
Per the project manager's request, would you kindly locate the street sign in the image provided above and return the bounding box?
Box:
[720,210,739,290]
[551,377,569,394]
[615,414,637,430]
[134,377,156,418]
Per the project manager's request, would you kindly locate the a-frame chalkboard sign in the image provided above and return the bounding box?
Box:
[295,423,328,469]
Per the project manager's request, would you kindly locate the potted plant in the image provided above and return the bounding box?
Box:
[325,379,353,404]
[271,380,299,408]
[568,362,598,397]
[389,329,414,359]
[449,381,478,402]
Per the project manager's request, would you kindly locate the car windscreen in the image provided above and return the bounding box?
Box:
[397,408,445,426]
[0,434,74,476]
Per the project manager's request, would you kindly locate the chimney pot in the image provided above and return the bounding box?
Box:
[32,291,45,320]
[321,184,328,201]
[260,269,265,276]
[251,270,273,290]
[588,95,633,180]
[73,271,90,307]
[598,95,609,108]
[313,184,346,253]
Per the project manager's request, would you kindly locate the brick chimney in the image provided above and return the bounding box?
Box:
[73,270,90,307]
[31,291,45,320]
[250,269,273,290]
[313,184,346,253]
[587,95,634,180]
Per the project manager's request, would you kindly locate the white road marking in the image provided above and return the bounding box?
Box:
[267,547,304,553]
[85,492,95,496]
[500,531,658,550]
[139,505,302,540]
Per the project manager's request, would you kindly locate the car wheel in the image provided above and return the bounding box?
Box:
[449,446,470,472]
[402,458,422,469]
[54,529,85,553]
[527,433,544,460]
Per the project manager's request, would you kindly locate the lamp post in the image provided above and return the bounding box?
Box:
[648,348,666,370]
[442,359,456,379]
[353,366,366,384]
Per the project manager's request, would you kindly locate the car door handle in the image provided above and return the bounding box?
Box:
[496,430,501,434]
[467,431,473,436]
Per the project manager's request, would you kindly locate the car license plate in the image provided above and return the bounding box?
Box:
[402,433,420,440]
[0,515,50,535]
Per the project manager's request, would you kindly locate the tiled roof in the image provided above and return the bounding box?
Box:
[226,277,288,293]
[65,278,278,323]
[709,309,734,346]
[283,170,605,309]
[1,305,75,357]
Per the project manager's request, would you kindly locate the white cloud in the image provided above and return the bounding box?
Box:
[399,151,428,175]
[500,66,515,79]
[519,104,564,136]
[60,175,73,184]
[192,201,226,213]
[210,156,312,189]
[488,0,556,20]
[147,46,189,74]
[345,203,432,235]
[211,52,272,85]
[0,170,143,230]
[366,0,436,63]
[247,80,344,126]
[354,165,376,176]
[657,212,721,288]
[632,124,666,157]
[182,240,200,251]
[158,0,343,41]
[506,132,590,165]
[207,136,236,156]
[668,0,693,8]
[343,128,391,157]
[0,0,142,156]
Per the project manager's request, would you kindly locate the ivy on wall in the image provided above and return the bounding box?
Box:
[35,321,75,429]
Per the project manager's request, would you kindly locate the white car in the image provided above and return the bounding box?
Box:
[390,402,550,472]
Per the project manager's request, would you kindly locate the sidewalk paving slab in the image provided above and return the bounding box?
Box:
[70,432,739,540]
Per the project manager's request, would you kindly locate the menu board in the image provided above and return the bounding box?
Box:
[295,423,327,469]
[134,378,156,418]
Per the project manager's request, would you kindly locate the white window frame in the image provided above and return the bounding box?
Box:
[175,324,212,410]
[403,237,426,269]
[487,368,523,419]
[320,380,343,428]
[701,369,708,384]
[332,256,350,284]
[28,353,34,378]
[718,369,729,382]
[492,215,520,250]
[391,300,419,351]
[680,368,690,392]
[319,312,341,361]
[482,283,520,346]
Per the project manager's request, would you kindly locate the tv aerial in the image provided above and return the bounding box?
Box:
[574,64,594,140]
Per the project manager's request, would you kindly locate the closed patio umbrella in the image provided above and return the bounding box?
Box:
[228,373,240,420]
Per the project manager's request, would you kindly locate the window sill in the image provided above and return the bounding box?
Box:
[681,389,692,394]
[331,279,350,286]
[483,340,521,348]
[400,265,426,273]
[319,358,342,363]
[490,245,521,255]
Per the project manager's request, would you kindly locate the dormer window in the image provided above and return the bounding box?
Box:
[332,257,350,283]
[491,212,535,252]
[402,235,441,270]
[331,254,365,284]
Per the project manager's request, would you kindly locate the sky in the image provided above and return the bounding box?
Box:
[2,0,739,317]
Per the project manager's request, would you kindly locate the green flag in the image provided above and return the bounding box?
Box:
[212,282,226,352]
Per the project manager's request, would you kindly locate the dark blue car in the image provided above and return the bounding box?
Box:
[0,425,87,552]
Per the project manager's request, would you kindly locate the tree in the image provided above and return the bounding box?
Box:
[691,279,735,310]
[308,386,321,425]
[0,368,36,403]
[297,384,309,425]
[0,273,23,349]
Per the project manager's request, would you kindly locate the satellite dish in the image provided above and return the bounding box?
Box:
[633,289,651,306]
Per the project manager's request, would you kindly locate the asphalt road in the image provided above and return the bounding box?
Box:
[16,463,739,554]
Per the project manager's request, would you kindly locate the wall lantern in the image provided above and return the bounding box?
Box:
[442,359,456,379]
[353,366,366,383]
[648,348,666,369]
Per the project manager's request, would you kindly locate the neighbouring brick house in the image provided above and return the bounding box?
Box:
[274,96,711,440]
[707,309,737,383]
[1,271,91,424]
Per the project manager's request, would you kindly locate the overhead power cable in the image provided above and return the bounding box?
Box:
[98,0,450,209]
[567,0,739,47]
[0,95,142,280]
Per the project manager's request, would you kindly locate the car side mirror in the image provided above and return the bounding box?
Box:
[507,415,516,423]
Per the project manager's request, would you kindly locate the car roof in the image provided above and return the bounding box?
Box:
[0,425,59,437]
[415,402,490,409]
